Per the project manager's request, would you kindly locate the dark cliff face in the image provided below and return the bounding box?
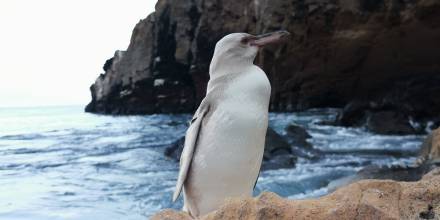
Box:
[86,0,440,121]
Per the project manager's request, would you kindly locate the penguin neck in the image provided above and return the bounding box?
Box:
[209,55,255,82]
[207,56,256,95]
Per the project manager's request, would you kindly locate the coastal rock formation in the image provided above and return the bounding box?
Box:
[335,101,440,134]
[285,124,312,149]
[86,0,440,126]
[151,168,440,220]
[262,128,298,170]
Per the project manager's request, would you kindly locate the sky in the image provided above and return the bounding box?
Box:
[0,0,157,107]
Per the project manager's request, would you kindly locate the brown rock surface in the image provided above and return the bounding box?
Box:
[86,0,440,125]
[419,128,440,164]
[151,168,440,220]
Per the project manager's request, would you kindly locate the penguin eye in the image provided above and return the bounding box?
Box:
[241,36,256,45]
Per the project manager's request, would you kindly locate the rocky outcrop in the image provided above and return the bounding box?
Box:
[152,168,440,220]
[164,127,298,170]
[86,0,440,125]
[418,128,440,165]
[285,124,312,149]
[85,2,199,114]
[262,128,298,170]
[335,101,439,135]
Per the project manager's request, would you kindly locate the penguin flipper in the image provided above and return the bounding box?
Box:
[172,102,210,202]
[253,170,260,190]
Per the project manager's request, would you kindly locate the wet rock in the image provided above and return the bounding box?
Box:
[165,127,297,170]
[152,168,440,220]
[264,127,291,158]
[336,101,371,127]
[284,124,321,160]
[164,137,185,162]
[261,154,296,170]
[285,124,312,149]
[327,164,434,194]
[336,101,421,135]
[86,0,440,123]
[366,111,416,135]
[356,165,432,182]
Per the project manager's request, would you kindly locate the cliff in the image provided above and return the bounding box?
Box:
[86,0,440,125]
[151,168,440,220]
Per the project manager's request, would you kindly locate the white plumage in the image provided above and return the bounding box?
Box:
[173,31,289,217]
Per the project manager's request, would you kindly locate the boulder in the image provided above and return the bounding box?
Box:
[285,124,312,149]
[366,111,416,135]
[152,168,440,220]
[336,101,422,135]
[337,101,370,127]
[352,164,432,183]
[165,127,297,170]
[262,127,297,170]
[164,137,185,161]
[284,124,321,160]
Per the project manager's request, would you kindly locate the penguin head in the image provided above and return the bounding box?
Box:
[210,31,290,74]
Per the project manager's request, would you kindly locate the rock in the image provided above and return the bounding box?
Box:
[152,168,440,220]
[86,0,440,125]
[85,3,197,114]
[336,101,371,127]
[355,164,432,182]
[327,164,435,194]
[418,128,440,165]
[164,137,185,161]
[429,119,440,131]
[261,154,296,170]
[254,127,299,169]
[366,111,416,135]
[165,127,297,170]
[336,101,422,135]
[285,124,312,148]
[151,209,192,220]
[284,124,321,160]
[264,127,291,158]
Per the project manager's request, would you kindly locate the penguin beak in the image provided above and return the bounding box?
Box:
[250,30,290,47]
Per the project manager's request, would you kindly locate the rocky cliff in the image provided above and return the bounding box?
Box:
[86,0,440,124]
[152,168,440,220]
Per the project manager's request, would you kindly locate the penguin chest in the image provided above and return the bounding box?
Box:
[194,105,268,175]
[198,70,271,166]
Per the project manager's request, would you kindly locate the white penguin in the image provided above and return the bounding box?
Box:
[173,31,290,217]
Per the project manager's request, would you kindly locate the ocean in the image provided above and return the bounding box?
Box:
[0,106,424,219]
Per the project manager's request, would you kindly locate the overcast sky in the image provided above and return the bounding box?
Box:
[0,0,156,107]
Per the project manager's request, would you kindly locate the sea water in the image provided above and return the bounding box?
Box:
[0,106,424,219]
